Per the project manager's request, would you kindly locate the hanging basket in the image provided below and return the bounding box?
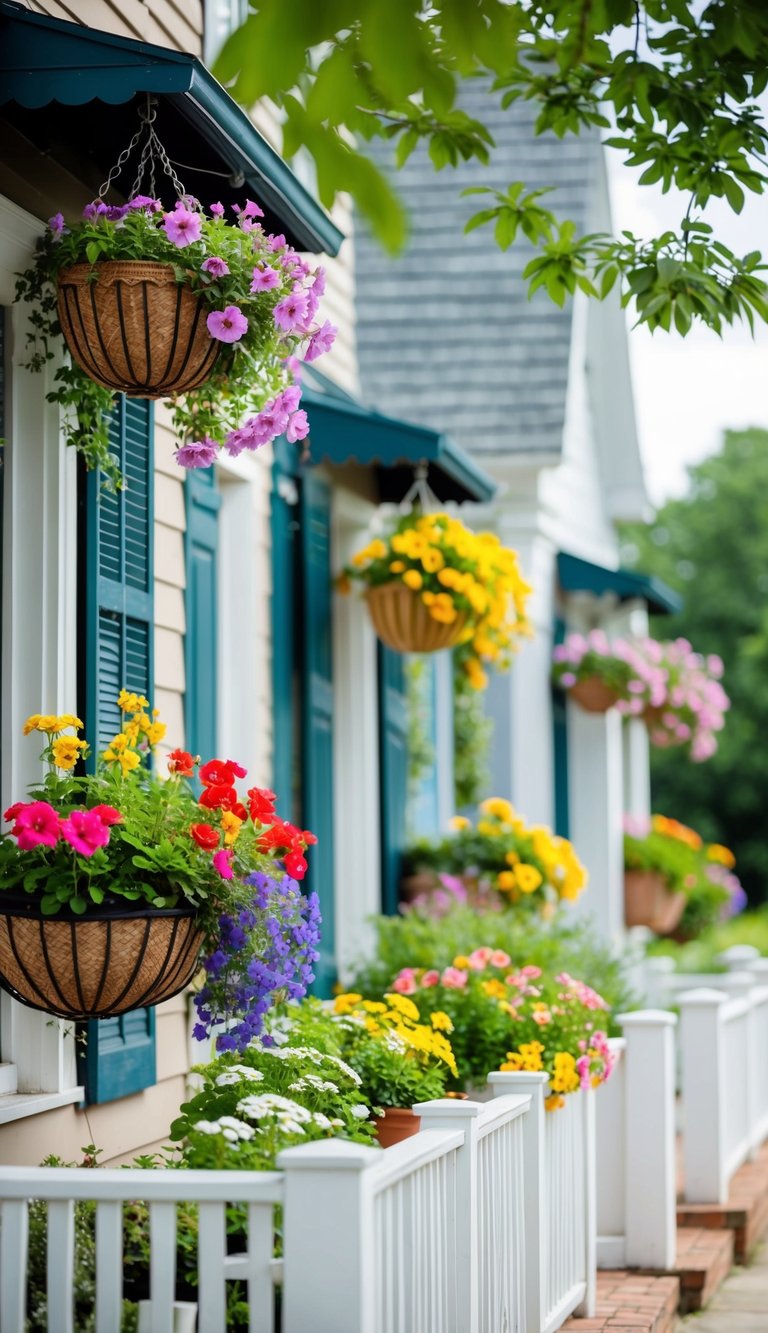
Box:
[624,870,686,935]
[373,1107,422,1148]
[567,676,619,714]
[365,583,469,654]
[0,895,204,1020]
[56,261,221,398]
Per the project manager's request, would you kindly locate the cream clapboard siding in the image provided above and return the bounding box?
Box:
[23,0,203,53]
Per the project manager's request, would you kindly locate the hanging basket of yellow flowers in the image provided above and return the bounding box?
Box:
[340,512,532,676]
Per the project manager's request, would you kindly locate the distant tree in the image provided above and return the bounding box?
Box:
[621,428,768,902]
[219,1,768,334]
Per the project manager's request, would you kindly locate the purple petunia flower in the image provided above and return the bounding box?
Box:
[207,305,248,343]
[269,233,287,252]
[304,319,337,362]
[162,203,203,248]
[236,199,264,219]
[286,410,309,443]
[275,385,302,416]
[273,290,310,332]
[176,438,219,469]
[48,212,66,238]
[250,265,280,293]
[201,256,230,279]
[210,202,225,217]
[128,195,162,213]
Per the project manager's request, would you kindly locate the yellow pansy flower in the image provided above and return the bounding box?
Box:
[220,810,243,846]
[449,815,470,831]
[52,736,88,771]
[403,569,423,591]
[516,864,544,894]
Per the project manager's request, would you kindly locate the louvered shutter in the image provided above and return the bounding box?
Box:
[378,644,409,915]
[82,396,157,1104]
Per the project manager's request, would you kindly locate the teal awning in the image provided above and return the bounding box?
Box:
[0,0,342,255]
[557,552,682,616]
[300,369,496,505]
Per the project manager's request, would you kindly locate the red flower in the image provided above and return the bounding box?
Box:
[199,758,237,788]
[284,849,308,880]
[167,748,199,777]
[301,830,318,846]
[199,785,247,820]
[226,758,248,779]
[90,804,123,826]
[257,819,294,853]
[3,801,27,823]
[190,823,220,850]
[247,786,277,823]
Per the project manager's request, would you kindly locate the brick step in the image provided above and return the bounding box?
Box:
[677,1142,768,1263]
[562,1272,680,1332]
[644,1227,734,1315]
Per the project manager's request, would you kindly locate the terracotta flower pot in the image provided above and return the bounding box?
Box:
[365,583,469,654]
[623,870,686,935]
[373,1106,422,1148]
[567,676,619,714]
[57,261,221,398]
[399,872,441,903]
[0,895,204,1020]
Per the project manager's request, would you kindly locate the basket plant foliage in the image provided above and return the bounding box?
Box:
[0,693,320,1028]
[16,193,335,486]
[341,511,532,685]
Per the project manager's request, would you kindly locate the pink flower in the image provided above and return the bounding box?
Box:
[60,808,110,857]
[304,320,337,362]
[207,306,248,343]
[273,291,310,332]
[286,410,309,443]
[269,233,287,251]
[490,950,511,969]
[441,966,468,989]
[393,969,418,995]
[531,1009,552,1025]
[241,199,264,219]
[201,256,230,279]
[128,196,162,213]
[209,202,225,217]
[312,266,327,297]
[252,402,290,445]
[560,672,576,688]
[13,802,60,850]
[162,203,202,248]
[176,439,219,470]
[250,265,280,292]
[521,965,542,979]
[90,804,123,826]
[4,801,27,823]
[213,848,234,880]
[275,385,302,416]
[421,970,440,988]
[468,947,493,971]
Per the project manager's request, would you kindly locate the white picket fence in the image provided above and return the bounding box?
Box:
[0,1080,597,1333]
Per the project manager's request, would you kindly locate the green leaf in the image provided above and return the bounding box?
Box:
[722,176,745,214]
[494,210,519,250]
[70,897,87,915]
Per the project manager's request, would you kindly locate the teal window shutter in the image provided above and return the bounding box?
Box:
[379,644,409,914]
[184,469,221,763]
[81,396,157,1104]
[552,616,570,838]
[299,473,336,995]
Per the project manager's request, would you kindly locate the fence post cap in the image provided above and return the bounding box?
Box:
[278,1141,382,1171]
[487,1071,549,1087]
[413,1098,483,1118]
[676,986,730,1006]
[618,1008,678,1028]
[717,945,761,967]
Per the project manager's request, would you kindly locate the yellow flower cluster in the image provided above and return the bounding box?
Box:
[23,713,83,736]
[103,694,167,776]
[550,1052,580,1094]
[463,798,589,905]
[334,991,458,1079]
[500,1041,544,1073]
[345,514,532,688]
[23,713,88,771]
[706,843,736,869]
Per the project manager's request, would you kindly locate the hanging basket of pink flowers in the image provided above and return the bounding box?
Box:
[0,694,319,1023]
[15,106,335,488]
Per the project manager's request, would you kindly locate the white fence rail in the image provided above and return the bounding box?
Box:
[678,983,768,1203]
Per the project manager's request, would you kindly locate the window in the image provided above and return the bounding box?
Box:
[203,0,248,65]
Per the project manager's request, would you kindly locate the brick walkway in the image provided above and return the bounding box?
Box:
[676,1240,768,1331]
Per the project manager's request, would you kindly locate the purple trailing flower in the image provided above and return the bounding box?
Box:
[250,265,281,292]
[269,233,287,252]
[201,256,230,279]
[207,305,249,343]
[48,212,66,239]
[304,319,337,362]
[286,409,309,443]
[210,202,225,217]
[162,202,203,248]
[128,195,162,213]
[176,438,219,469]
[273,290,311,333]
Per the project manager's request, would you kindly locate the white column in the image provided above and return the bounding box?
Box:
[619,1010,678,1269]
[279,1140,380,1333]
[488,1071,549,1330]
[623,720,651,822]
[678,988,729,1204]
[567,704,625,942]
[415,1099,481,1332]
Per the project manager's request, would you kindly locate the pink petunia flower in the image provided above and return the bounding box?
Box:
[176,439,219,470]
[162,203,202,248]
[421,970,440,988]
[441,966,468,990]
[286,410,309,443]
[213,848,234,880]
[269,233,286,252]
[304,320,337,362]
[273,291,310,332]
[209,202,225,217]
[60,808,110,857]
[490,950,511,969]
[201,256,230,279]
[128,196,162,214]
[13,802,60,850]
[207,306,248,343]
[250,265,281,292]
[275,385,302,416]
[392,969,418,995]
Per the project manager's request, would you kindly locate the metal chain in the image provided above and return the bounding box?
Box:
[399,461,440,514]
[96,95,187,203]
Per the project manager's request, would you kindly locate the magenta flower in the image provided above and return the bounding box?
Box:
[273,290,310,332]
[223,427,254,458]
[213,848,234,880]
[275,385,302,415]
[176,439,219,469]
[304,320,337,362]
[13,802,60,850]
[269,233,287,252]
[286,410,309,443]
[209,202,225,217]
[207,305,248,342]
[242,199,264,219]
[283,355,303,381]
[128,196,162,213]
[162,203,202,248]
[60,809,110,858]
[48,212,65,238]
[250,265,280,292]
[252,401,290,445]
[201,256,230,279]
[312,266,327,297]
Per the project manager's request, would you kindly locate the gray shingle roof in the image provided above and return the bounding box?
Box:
[355,82,602,458]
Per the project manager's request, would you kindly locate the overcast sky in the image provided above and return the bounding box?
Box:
[606,154,768,505]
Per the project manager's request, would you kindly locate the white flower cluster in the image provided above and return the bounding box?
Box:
[236,1092,344,1137]
[260,1043,363,1087]
[289,1075,340,1095]
[193,1115,255,1144]
[215,1065,266,1087]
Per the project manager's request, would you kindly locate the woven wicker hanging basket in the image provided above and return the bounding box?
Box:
[56,261,221,398]
[365,583,469,653]
[0,896,204,1020]
[567,676,619,714]
[624,870,686,935]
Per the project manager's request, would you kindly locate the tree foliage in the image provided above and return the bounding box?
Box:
[621,428,768,903]
[219,1,768,333]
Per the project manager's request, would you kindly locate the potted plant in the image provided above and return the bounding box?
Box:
[16,196,335,485]
[631,639,729,761]
[552,630,638,713]
[0,693,319,1024]
[340,512,531,675]
[624,815,746,940]
[331,991,458,1146]
[403,797,588,916]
